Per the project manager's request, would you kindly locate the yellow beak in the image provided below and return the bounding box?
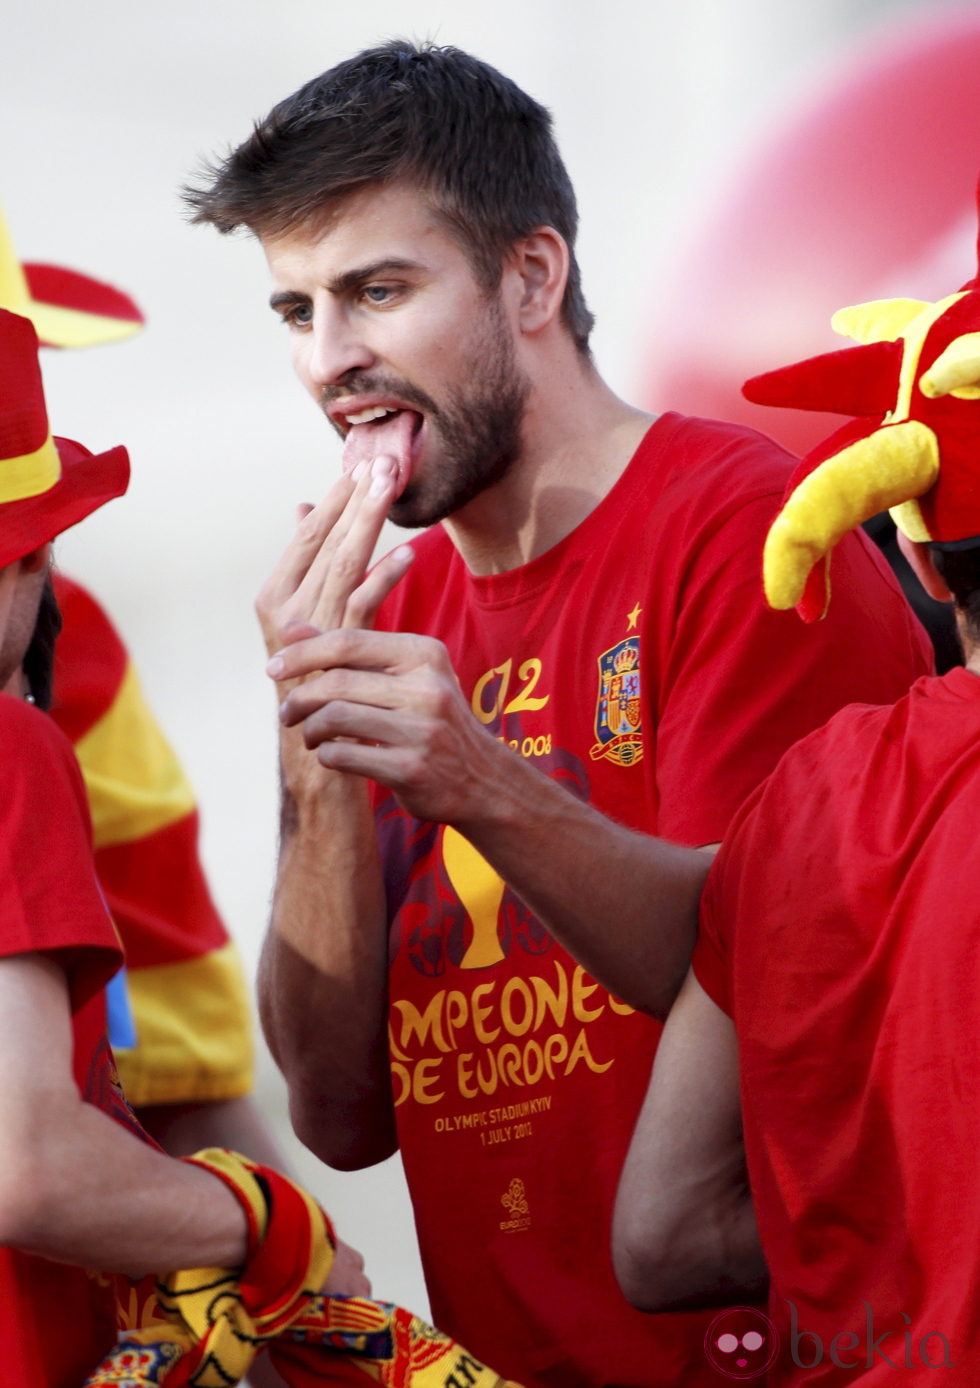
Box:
[764,421,939,610]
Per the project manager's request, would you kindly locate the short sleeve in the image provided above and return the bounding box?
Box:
[0,697,121,1003]
[654,487,932,846]
[691,850,736,1017]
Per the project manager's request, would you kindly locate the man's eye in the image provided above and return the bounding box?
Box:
[282,303,312,328]
[362,284,392,304]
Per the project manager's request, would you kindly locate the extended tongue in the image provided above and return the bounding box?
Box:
[342,410,418,486]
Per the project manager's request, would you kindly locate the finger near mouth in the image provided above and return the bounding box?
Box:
[341,407,424,496]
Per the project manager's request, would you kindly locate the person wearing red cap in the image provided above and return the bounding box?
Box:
[0,203,289,1178]
[0,209,359,1388]
[186,43,937,1388]
[613,227,980,1380]
[0,305,257,1382]
[0,305,377,1387]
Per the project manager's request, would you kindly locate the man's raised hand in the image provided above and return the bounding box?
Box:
[267,627,504,827]
[255,454,412,667]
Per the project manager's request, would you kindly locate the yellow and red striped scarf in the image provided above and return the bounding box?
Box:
[84,1149,521,1388]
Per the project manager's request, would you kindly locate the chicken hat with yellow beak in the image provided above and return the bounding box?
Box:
[745,179,980,623]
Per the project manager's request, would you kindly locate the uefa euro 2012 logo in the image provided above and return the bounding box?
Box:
[499,1178,531,1233]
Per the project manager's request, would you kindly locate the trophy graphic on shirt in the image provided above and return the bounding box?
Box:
[441,827,506,968]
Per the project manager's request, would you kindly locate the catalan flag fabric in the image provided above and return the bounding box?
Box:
[49,573,253,1106]
[84,1150,523,1388]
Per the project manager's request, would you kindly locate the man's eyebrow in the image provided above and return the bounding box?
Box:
[268,258,424,311]
[328,257,424,294]
[269,290,308,312]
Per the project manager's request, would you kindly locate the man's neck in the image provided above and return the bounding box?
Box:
[442,354,654,576]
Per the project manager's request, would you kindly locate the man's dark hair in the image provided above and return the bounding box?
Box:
[22,573,62,711]
[932,543,980,645]
[183,40,594,352]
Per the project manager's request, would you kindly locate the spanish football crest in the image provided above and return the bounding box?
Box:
[590,637,643,766]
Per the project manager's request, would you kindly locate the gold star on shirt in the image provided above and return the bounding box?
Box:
[626,602,642,630]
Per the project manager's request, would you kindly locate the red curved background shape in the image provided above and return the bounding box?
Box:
[643,8,980,458]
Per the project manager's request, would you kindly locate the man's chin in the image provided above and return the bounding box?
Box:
[388,490,448,530]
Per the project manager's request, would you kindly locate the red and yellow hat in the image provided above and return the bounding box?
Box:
[745,179,980,622]
[0,308,129,568]
[0,205,144,348]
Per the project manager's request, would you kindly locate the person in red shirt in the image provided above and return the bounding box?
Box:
[0,305,259,1383]
[185,41,934,1387]
[0,203,286,1167]
[0,306,377,1386]
[613,243,980,1381]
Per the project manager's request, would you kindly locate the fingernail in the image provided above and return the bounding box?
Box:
[370,471,393,497]
[267,655,285,677]
[393,544,413,565]
[352,461,368,482]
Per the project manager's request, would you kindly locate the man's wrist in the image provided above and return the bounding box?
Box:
[449,731,545,841]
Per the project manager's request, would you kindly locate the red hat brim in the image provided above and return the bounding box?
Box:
[0,435,129,569]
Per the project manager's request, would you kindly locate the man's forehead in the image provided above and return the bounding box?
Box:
[261,183,448,278]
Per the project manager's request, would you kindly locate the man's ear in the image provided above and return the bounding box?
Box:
[895,529,952,602]
[508,226,569,336]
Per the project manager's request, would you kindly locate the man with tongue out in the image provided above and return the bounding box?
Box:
[185,41,932,1388]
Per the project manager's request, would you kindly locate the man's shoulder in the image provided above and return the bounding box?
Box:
[716,682,921,873]
[0,698,91,850]
[701,693,890,920]
[705,672,980,969]
[639,412,797,498]
[622,412,798,551]
[0,694,83,776]
[1,691,68,740]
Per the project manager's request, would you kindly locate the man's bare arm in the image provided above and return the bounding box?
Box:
[0,954,248,1276]
[271,626,710,1019]
[136,1092,371,1300]
[258,762,396,1168]
[255,457,412,1169]
[612,968,766,1311]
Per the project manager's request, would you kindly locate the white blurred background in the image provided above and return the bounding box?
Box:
[3,0,974,1316]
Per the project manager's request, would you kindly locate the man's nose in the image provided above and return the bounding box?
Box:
[304,306,374,389]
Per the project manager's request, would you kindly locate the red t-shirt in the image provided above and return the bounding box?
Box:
[695,668,980,1384]
[371,414,932,1387]
[0,695,144,1386]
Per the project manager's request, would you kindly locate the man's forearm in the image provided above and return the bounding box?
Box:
[453,744,709,1020]
[0,953,248,1276]
[258,759,397,1169]
[613,971,765,1310]
[2,1099,247,1277]
[272,629,708,1020]
[616,1170,766,1312]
